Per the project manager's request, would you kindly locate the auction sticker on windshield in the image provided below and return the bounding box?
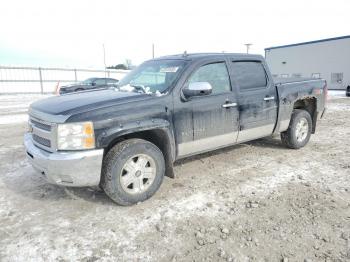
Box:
[160,67,179,73]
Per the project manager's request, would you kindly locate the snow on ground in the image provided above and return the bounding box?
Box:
[0,94,51,125]
[0,92,349,261]
[0,114,28,125]
[328,90,347,99]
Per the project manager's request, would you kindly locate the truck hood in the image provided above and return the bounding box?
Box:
[30,89,148,116]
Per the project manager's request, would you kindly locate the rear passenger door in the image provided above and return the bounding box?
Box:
[229,60,277,142]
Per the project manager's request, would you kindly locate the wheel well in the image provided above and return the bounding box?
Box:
[293,97,317,133]
[105,129,175,178]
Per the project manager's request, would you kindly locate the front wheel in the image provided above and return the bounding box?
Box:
[281,109,312,149]
[101,139,165,206]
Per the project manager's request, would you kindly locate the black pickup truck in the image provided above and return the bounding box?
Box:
[24,53,327,205]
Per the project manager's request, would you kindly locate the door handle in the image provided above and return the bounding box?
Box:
[222,102,237,108]
[264,96,275,101]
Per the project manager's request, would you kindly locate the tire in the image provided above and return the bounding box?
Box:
[101,139,165,206]
[281,109,312,149]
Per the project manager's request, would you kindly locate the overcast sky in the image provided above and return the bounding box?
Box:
[0,0,349,68]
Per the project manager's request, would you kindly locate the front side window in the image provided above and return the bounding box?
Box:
[188,62,231,94]
[231,61,267,90]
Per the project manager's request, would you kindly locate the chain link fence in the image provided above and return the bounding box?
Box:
[0,66,129,94]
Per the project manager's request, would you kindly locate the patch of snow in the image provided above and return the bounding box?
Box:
[155,90,163,97]
[328,90,347,99]
[0,104,30,109]
[326,103,350,112]
[119,84,135,92]
[0,114,28,125]
[0,94,51,101]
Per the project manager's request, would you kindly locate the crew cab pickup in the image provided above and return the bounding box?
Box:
[24,53,327,205]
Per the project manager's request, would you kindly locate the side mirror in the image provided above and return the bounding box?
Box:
[183,82,213,98]
[91,82,96,86]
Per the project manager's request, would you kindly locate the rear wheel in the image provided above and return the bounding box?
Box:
[281,109,312,149]
[101,139,165,206]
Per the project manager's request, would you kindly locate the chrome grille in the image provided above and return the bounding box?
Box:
[29,116,55,152]
[32,134,51,147]
[30,118,51,131]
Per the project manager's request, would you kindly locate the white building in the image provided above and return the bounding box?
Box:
[265,35,350,90]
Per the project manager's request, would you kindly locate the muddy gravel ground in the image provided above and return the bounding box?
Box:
[0,92,349,262]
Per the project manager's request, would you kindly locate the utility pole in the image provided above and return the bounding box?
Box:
[244,43,252,54]
[152,43,155,59]
[103,44,107,77]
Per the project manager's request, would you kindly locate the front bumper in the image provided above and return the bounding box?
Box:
[24,133,104,187]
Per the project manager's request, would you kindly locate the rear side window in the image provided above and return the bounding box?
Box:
[231,61,267,90]
[188,62,231,94]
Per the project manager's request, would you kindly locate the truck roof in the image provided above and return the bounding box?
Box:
[154,52,264,61]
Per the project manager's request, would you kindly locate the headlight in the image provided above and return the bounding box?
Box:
[57,122,95,150]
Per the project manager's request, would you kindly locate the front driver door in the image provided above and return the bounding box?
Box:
[174,60,240,158]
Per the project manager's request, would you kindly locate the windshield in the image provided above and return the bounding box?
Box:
[117,59,187,94]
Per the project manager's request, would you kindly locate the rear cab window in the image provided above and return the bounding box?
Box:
[230,61,268,91]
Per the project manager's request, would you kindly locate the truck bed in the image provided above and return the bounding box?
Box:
[274,77,321,86]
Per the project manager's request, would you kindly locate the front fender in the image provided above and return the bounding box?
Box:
[96,118,176,178]
[96,118,172,148]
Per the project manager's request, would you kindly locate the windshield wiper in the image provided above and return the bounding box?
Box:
[129,84,148,94]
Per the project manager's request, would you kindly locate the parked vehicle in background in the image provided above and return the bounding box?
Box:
[346,85,350,97]
[25,53,327,205]
[59,77,119,94]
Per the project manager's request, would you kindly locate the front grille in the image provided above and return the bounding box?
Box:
[32,134,51,147]
[29,116,55,151]
[30,119,51,131]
